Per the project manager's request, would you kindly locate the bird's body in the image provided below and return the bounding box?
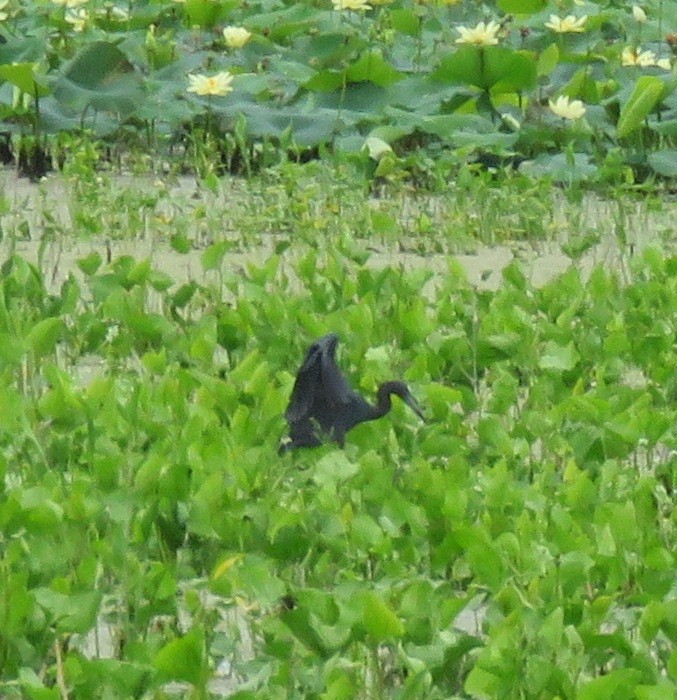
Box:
[281,334,424,452]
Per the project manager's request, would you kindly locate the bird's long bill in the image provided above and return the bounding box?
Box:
[404,392,426,421]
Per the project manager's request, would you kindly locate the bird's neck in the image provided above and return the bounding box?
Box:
[373,383,395,418]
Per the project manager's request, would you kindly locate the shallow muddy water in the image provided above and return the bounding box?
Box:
[0,171,674,297]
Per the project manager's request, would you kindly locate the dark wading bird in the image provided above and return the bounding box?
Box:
[280,333,425,453]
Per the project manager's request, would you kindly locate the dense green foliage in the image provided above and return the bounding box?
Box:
[0,0,676,181]
[0,194,674,696]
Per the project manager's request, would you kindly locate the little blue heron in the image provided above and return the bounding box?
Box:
[280,333,425,452]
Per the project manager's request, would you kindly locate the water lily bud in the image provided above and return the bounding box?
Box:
[222,26,252,49]
[363,136,392,161]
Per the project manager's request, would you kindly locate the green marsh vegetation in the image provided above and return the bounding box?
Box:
[0,160,675,698]
[0,0,676,698]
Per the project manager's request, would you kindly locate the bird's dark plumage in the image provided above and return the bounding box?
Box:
[280,334,424,452]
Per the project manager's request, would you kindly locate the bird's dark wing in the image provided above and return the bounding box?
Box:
[285,334,353,424]
[285,338,324,423]
[318,337,353,407]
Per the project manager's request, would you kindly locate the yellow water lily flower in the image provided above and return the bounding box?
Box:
[363,136,393,161]
[187,71,234,97]
[544,14,588,33]
[223,26,252,49]
[632,6,647,23]
[549,95,586,120]
[106,6,130,21]
[332,0,371,10]
[455,20,501,46]
[622,47,672,70]
[65,8,88,31]
[621,47,656,67]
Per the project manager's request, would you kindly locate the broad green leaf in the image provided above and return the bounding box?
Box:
[59,42,129,90]
[450,131,518,149]
[595,523,617,556]
[347,51,403,87]
[53,41,142,116]
[647,150,677,177]
[0,331,23,364]
[662,600,677,642]
[279,593,353,660]
[0,37,45,65]
[456,526,506,590]
[561,232,600,261]
[362,592,405,641]
[305,70,344,93]
[127,258,151,286]
[539,607,564,649]
[190,315,217,363]
[617,76,664,138]
[314,452,359,488]
[578,669,643,700]
[281,607,333,658]
[243,359,271,396]
[0,62,50,97]
[498,0,546,12]
[243,4,321,40]
[465,665,502,698]
[154,627,206,686]
[225,556,287,606]
[350,513,384,549]
[400,302,435,346]
[148,269,174,292]
[25,318,63,357]
[184,0,228,28]
[539,340,579,371]
[170,233,191,254]
[77,252,103,276]
[424,384,463,420]
[640,601,665,643]
[33,589,102,634]
[561,67,601,103]
[520,153,598,183]
[433,46,537,93]
[668,649,677,679]
[18,668,60,700]
[651,119,677,137]
[391,9,420,35]
[537,44,559,76]
[20,486,65,530]
[478,415,512,454]
[201,241,229,270]
[635,682,677,700]
[526,655,555,697]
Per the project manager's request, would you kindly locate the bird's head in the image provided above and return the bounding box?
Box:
[326,333,339,352]
[382,380,426,421]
